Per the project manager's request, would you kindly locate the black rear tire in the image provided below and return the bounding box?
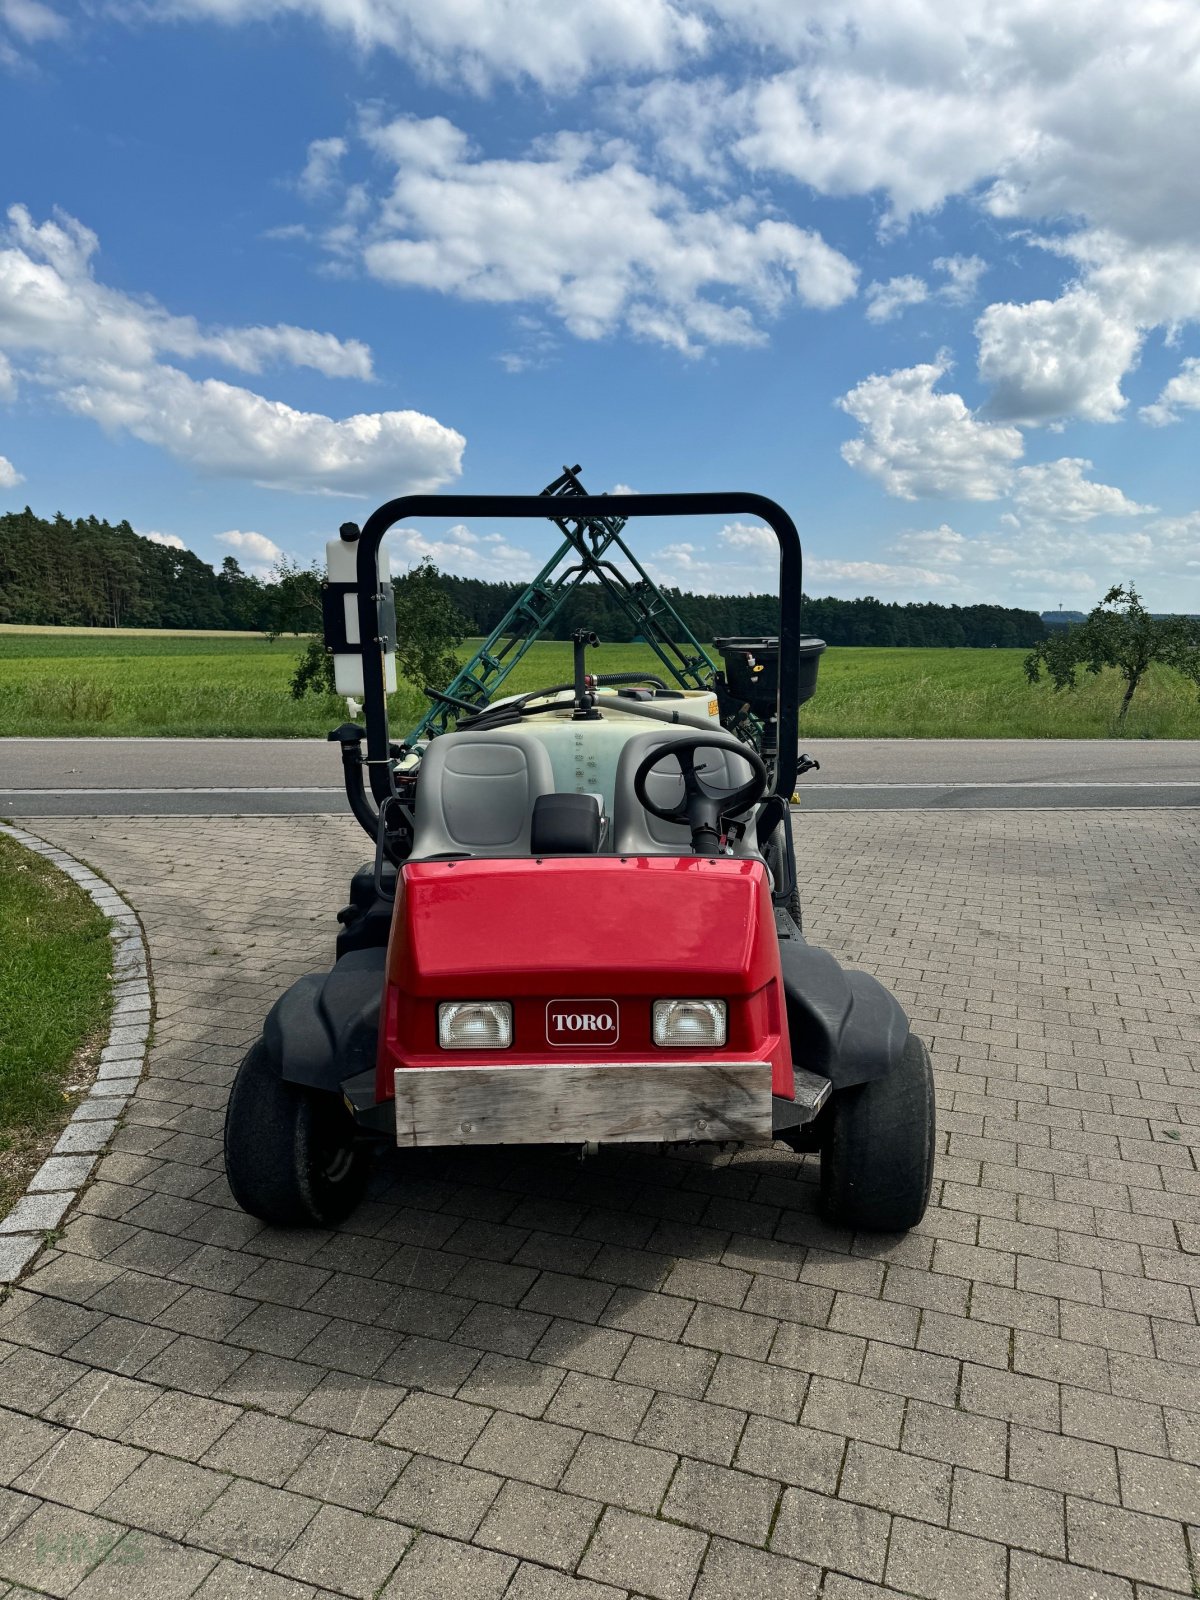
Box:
[224,1040,372,1227]
[819,1033,936,1231]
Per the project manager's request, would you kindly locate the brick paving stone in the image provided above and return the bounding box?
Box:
[379,1391,491,1461]
[1009,1425,1120,1502]
[1065,1496,1194,1589]
[0,1500,123,1598]
[613,1335,716,1398]
[860,1341,960,1407]
[291,1372,406,1438]
[661,1456,780,1545]
[120,1390,241,1459]
[379,1453,501,1537]
[635,1393,745,1466]
[457,1352,566,1419]
[70,1531,219,1600]
[600,1287,693,1343]
[958,1363,1060,1429]
[560,1434,677,1514]
[578,1506,706,1600]
[214,1352,324,1415]
[770,1484,889,1581]
[98,1453,230,1539]
[769,1320,866,1383]
[466,1412,582,1489]
[544,1373,652,1440]
[692,1535,821,1600]
[503,1563,628,1600]
[0,1407,65,1482]
[532,1319,633,1379]
[200,1410,320,1486]
[682,1302,776,1361]
[194,1558,319,1600]
[839,1440,951,1525]
[704,1351,806,1420]
[11,1430,144,1512]
[1117,1448,1200,1521]
[734,1412,845,1492]
[42,1369,160,1439]
[1008,1552,1133,1600]
[801,1375,905,1448]
[950,1466,1066,1557]
[474,1479,600,1571]
[188,1478,319,1567]
[381,1531,515,1600]
[285,1433,406,1510]
[1060,1386,1168,1455]
[884,1518,1008,1600]
[277,1503,412,1596]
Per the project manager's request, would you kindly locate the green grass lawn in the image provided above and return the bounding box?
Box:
[0,833,113,1218]
[1,628,1199,738]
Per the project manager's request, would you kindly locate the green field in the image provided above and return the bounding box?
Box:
[1,628,1199,738]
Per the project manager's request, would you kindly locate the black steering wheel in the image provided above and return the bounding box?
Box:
[632,735,769,857]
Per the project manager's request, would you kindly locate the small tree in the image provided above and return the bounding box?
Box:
[393,559,466,691]
[1024,584,1200,725]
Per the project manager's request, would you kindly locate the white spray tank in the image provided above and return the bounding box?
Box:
[323,521,397,697]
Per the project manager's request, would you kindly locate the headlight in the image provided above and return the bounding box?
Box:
[438,1001,513,1050]
[652,999,727,1048]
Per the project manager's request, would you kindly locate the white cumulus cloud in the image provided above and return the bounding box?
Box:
[60,362,464,495]
[0,452,22,488]
[298,136,348,198]
[141,529,187,549]
[355,117,857,354]
[1010,458,1153,525]
[148,0,706,89]
[891,525,967,565]
[976,287,1143,425]
[386,522,535,582]
[838,358,1024,501]
[216,529,285,575]
[864,275,929,324]
[934,255,986,304]
[1,205,374,379]
[0,205,465,497]
[807,557,962,591]
[1142,357,1200,427]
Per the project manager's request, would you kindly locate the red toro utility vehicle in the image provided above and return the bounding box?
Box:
[224,478,935,1232]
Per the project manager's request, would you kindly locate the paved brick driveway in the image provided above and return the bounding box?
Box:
[1,810,1198,1600]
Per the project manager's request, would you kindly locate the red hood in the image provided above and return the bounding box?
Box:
[378,856,792,1097]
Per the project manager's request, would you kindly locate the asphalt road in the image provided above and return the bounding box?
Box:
[3,737,1199,814]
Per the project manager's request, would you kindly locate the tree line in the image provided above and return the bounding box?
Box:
[1,506,1048,647]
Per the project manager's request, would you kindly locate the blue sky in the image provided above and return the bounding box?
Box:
[2,0,1198,610]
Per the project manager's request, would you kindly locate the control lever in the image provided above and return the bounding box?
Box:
[796,754,821,776]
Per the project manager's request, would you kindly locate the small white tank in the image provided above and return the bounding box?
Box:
[325,536,397,697]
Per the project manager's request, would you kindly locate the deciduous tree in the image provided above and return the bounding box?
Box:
[1024,585,1200,724]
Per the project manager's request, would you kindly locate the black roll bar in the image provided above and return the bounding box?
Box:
[353,493,804,812]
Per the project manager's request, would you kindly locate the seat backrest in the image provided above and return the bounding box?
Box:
[612,729,761,856]
[410,729,556,857]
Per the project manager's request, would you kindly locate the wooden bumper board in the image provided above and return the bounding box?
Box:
[393,1061,773,1147]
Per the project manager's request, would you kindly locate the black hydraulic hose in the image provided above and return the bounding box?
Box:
[328,725,380,842]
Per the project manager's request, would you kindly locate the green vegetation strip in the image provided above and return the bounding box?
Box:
[3,630,1200,739]
[0,832,113,1218]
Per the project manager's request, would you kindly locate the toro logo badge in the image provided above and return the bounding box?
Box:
[546,1000,620,1047]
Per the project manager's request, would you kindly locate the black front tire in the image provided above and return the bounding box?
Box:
[224,1040,372,1227]
[819,1033,936,1231]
